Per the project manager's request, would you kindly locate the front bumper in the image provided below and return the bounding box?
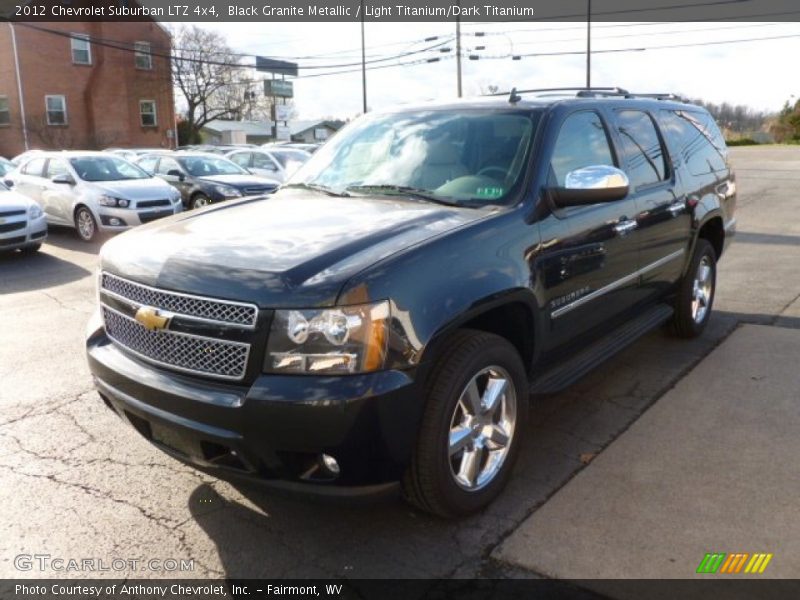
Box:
[86,320,423,493]
[95,202,182,231]
[0,213,47,250]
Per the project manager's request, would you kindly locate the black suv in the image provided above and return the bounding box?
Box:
[137,152,279,209]
[86,89,736,517]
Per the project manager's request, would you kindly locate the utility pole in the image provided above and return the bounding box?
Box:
[456,0,462,97]
[360,0,367,113]
[586,0,592,88]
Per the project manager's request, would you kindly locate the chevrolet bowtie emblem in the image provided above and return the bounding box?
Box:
[134,306,170,331]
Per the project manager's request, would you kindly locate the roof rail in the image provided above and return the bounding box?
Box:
[488,87,686,104]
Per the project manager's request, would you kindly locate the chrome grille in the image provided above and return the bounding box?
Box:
[102,307,249,380]
[100,272,257,327]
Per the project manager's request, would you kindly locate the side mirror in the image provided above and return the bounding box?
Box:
[167,169,185,182]
[550,165,630,207]
[3,179,13,187]
[52,173,76,185]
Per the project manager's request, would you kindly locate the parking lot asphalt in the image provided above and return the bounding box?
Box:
[1,146,799,581]
[495,324,800,589]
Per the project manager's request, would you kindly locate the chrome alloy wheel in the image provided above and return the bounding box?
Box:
[193,195,210,208]
[691,256,713,323]
[77,209,95,240]
[448,366,517,491]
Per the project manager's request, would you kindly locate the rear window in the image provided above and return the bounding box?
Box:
[658,110,728,176]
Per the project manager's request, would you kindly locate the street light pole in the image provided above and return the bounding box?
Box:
[361,0,367,113]
[586,0,592,88]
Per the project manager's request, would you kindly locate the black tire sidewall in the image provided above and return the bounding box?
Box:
[418,332,528,516]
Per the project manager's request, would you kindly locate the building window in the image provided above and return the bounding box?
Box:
[0,96,9,126]
[134,41,153,69]
[45,95,67,125]
[139,100,157,127]
[71,34,92,65]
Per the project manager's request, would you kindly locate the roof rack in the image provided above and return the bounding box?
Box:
[492,87,686,104]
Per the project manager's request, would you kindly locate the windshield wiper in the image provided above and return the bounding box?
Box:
[283,182,350,197]
[346,184,459,206]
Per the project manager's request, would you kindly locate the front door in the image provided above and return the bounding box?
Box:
[538,109,642,349]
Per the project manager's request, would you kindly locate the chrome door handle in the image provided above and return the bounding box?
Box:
[614,220,638,236]
[667,201,685,216]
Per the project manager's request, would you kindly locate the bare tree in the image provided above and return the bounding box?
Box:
[170,25,249,140]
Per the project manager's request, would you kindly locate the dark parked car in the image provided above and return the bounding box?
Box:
[87,89,736,517]
[136,152,279,209]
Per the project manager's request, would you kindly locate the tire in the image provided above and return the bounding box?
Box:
[671,239,717,338]
[21,243,42,254]
[190,194,211,210]
[402,329,528,518]
[74,206,98,242]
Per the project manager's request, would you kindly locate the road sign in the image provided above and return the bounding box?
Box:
[264,79,294,98]
[273,104,291,122]
[274,125,291,141]
[255,57,298,77]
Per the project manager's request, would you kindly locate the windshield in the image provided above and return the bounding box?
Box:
[291,109,540,205]
[69,156,150,182]
[178,156,247,177]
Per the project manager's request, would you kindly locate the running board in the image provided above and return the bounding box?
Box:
[529,304,674,395]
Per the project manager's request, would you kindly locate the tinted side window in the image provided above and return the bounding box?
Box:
[157,157,181,175]
[658,110,727,176]
[550,111,615,186]
[253,152,278,170]
[137,156,158,174]
[45,159,68,179]
[229,152,251,168]
[23,157,47,176]
[615,110,668,189]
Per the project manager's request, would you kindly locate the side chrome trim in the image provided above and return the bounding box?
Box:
[552,249,685,319]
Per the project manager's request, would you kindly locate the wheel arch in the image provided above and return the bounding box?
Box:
[418,290,541,380]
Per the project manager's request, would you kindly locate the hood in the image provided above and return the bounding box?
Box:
[0,189,36,211]
[92,177,175,201]
[198,174,279,188]
[100,189,491,307]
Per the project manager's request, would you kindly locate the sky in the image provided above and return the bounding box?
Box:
[193,21,800,121]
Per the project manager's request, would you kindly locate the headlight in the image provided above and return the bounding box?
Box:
[28,204,43,219]
[266,301,389,375]
[213,184,242,198]
[98,195,130,208]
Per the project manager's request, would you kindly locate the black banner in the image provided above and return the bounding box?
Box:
[2,0,800,22]
[3,579,800,600]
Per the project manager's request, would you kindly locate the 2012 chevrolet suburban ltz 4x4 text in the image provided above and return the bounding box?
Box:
[86,88,736,517]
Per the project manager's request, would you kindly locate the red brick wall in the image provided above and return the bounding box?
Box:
[0,19,176,157]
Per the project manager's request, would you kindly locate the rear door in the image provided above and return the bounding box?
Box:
[41,158,75,224]
[15,157,48,207]
[539,109,643,347]
[610,108,691,298]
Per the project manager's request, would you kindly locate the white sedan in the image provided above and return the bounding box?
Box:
[6,152,182,242]
[0,180,47,253]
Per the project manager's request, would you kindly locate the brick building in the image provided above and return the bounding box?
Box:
[0,14,176,157]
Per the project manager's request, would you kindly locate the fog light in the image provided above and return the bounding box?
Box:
[320,453,340,476]
[109,218,122,226]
